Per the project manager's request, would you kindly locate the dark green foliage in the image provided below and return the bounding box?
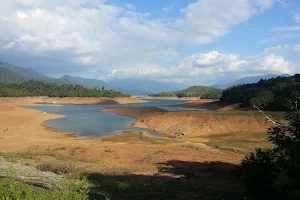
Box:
[240,112,300,199]
[220,74,300,111]
[149,86,223,99]
[0,80,130,98]
[0,62,72,85]
[240,149,280,199]
[0,68,27,83]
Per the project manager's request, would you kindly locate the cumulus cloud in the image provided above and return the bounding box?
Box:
[2,0,289,85]
[263,44,300,54]
[0,0,276,70]
[104,51,294,84]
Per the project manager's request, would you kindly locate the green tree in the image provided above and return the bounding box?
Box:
[240,110,300,199]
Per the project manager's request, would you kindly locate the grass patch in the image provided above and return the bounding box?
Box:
[202,132,274,154]
[37,162,77,175]
[0,177,89,200]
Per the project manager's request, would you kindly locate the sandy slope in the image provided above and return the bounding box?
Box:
[102,107,277,138]
[0,97,242,175]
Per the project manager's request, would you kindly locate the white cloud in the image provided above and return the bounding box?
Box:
[74,56,93,65]
[104,51,294,84]
[254,54,293,74]
[259,25,300,44]
[271,26,300,32]
[125,4,133,9]
[163,5,174,12]
[263,44,300,54]
[258,33,299,44]
[295,13,300,23]
[0,0,278,84]
[3,42,16,49]
[17,11,28,19]
[178,0,275,44]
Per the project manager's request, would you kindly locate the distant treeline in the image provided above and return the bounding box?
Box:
[149,86,223,99]
[0,80,130,98]
[220,74,300,111]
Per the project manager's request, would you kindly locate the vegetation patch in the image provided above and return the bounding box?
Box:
[0,80,130,98]
[220,74,300,111]
[37,162,77,175]
[149,85,223,99]
[0,177,89,200]
[202,132,274,154]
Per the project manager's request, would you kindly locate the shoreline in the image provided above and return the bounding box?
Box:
[101,106,278,138]
[0,97,246,177]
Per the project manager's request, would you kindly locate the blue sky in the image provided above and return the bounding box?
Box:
[1,0,300,85]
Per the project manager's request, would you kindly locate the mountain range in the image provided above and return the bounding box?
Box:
[212,74,289,89]
[0,62,72,85]
[0,61,288,94]
[0,62,188,94]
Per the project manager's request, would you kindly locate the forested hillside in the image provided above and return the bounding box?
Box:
[220,74,300,111]
[0,68,27,83]
[0,62,72,84]
[149,86,223,99]
[0,80,130,98]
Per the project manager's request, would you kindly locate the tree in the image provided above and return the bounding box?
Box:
[240,111,300,199]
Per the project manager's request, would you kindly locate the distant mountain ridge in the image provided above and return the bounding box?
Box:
[0,62,189,95]
[213,74,290,89]
[0,62,72,85]
[62,75,113,89]
[107,79,189,95]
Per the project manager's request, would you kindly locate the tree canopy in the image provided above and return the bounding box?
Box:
[240,111,300,199]
[149,86,223,99]
[0,80,130,98]
[220,74,300,111]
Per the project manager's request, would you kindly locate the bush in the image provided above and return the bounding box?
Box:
[240,149,280,199]
[37,162,77,175]
[239,112,300,199]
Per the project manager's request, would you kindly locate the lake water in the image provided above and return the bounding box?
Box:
[26,99,199,138]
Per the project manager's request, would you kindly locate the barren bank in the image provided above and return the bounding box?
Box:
[101,107,280,138]
[0,97,241,176]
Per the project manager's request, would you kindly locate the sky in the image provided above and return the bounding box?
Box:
[1,0,300,85]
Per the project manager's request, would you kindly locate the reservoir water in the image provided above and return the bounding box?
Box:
[26,99,199,137]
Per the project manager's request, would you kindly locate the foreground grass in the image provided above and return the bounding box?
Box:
[201,132,274,154]
[0,177,89,200]
[0,149,244,200]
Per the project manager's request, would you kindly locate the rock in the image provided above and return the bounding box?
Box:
[174,132,186,139]
[0,157,64,189]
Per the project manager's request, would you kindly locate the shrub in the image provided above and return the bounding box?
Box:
[37,162,77,175]
[240,112,300,199]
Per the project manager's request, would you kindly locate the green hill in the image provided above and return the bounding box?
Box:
[220,74,300,111]
[62,75,112,89]
[0,68,27,83]
[0,80,130,98]
[149,86,223,99]
[0,62,72,84]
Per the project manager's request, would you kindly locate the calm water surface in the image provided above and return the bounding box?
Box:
[26,99,200,137]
